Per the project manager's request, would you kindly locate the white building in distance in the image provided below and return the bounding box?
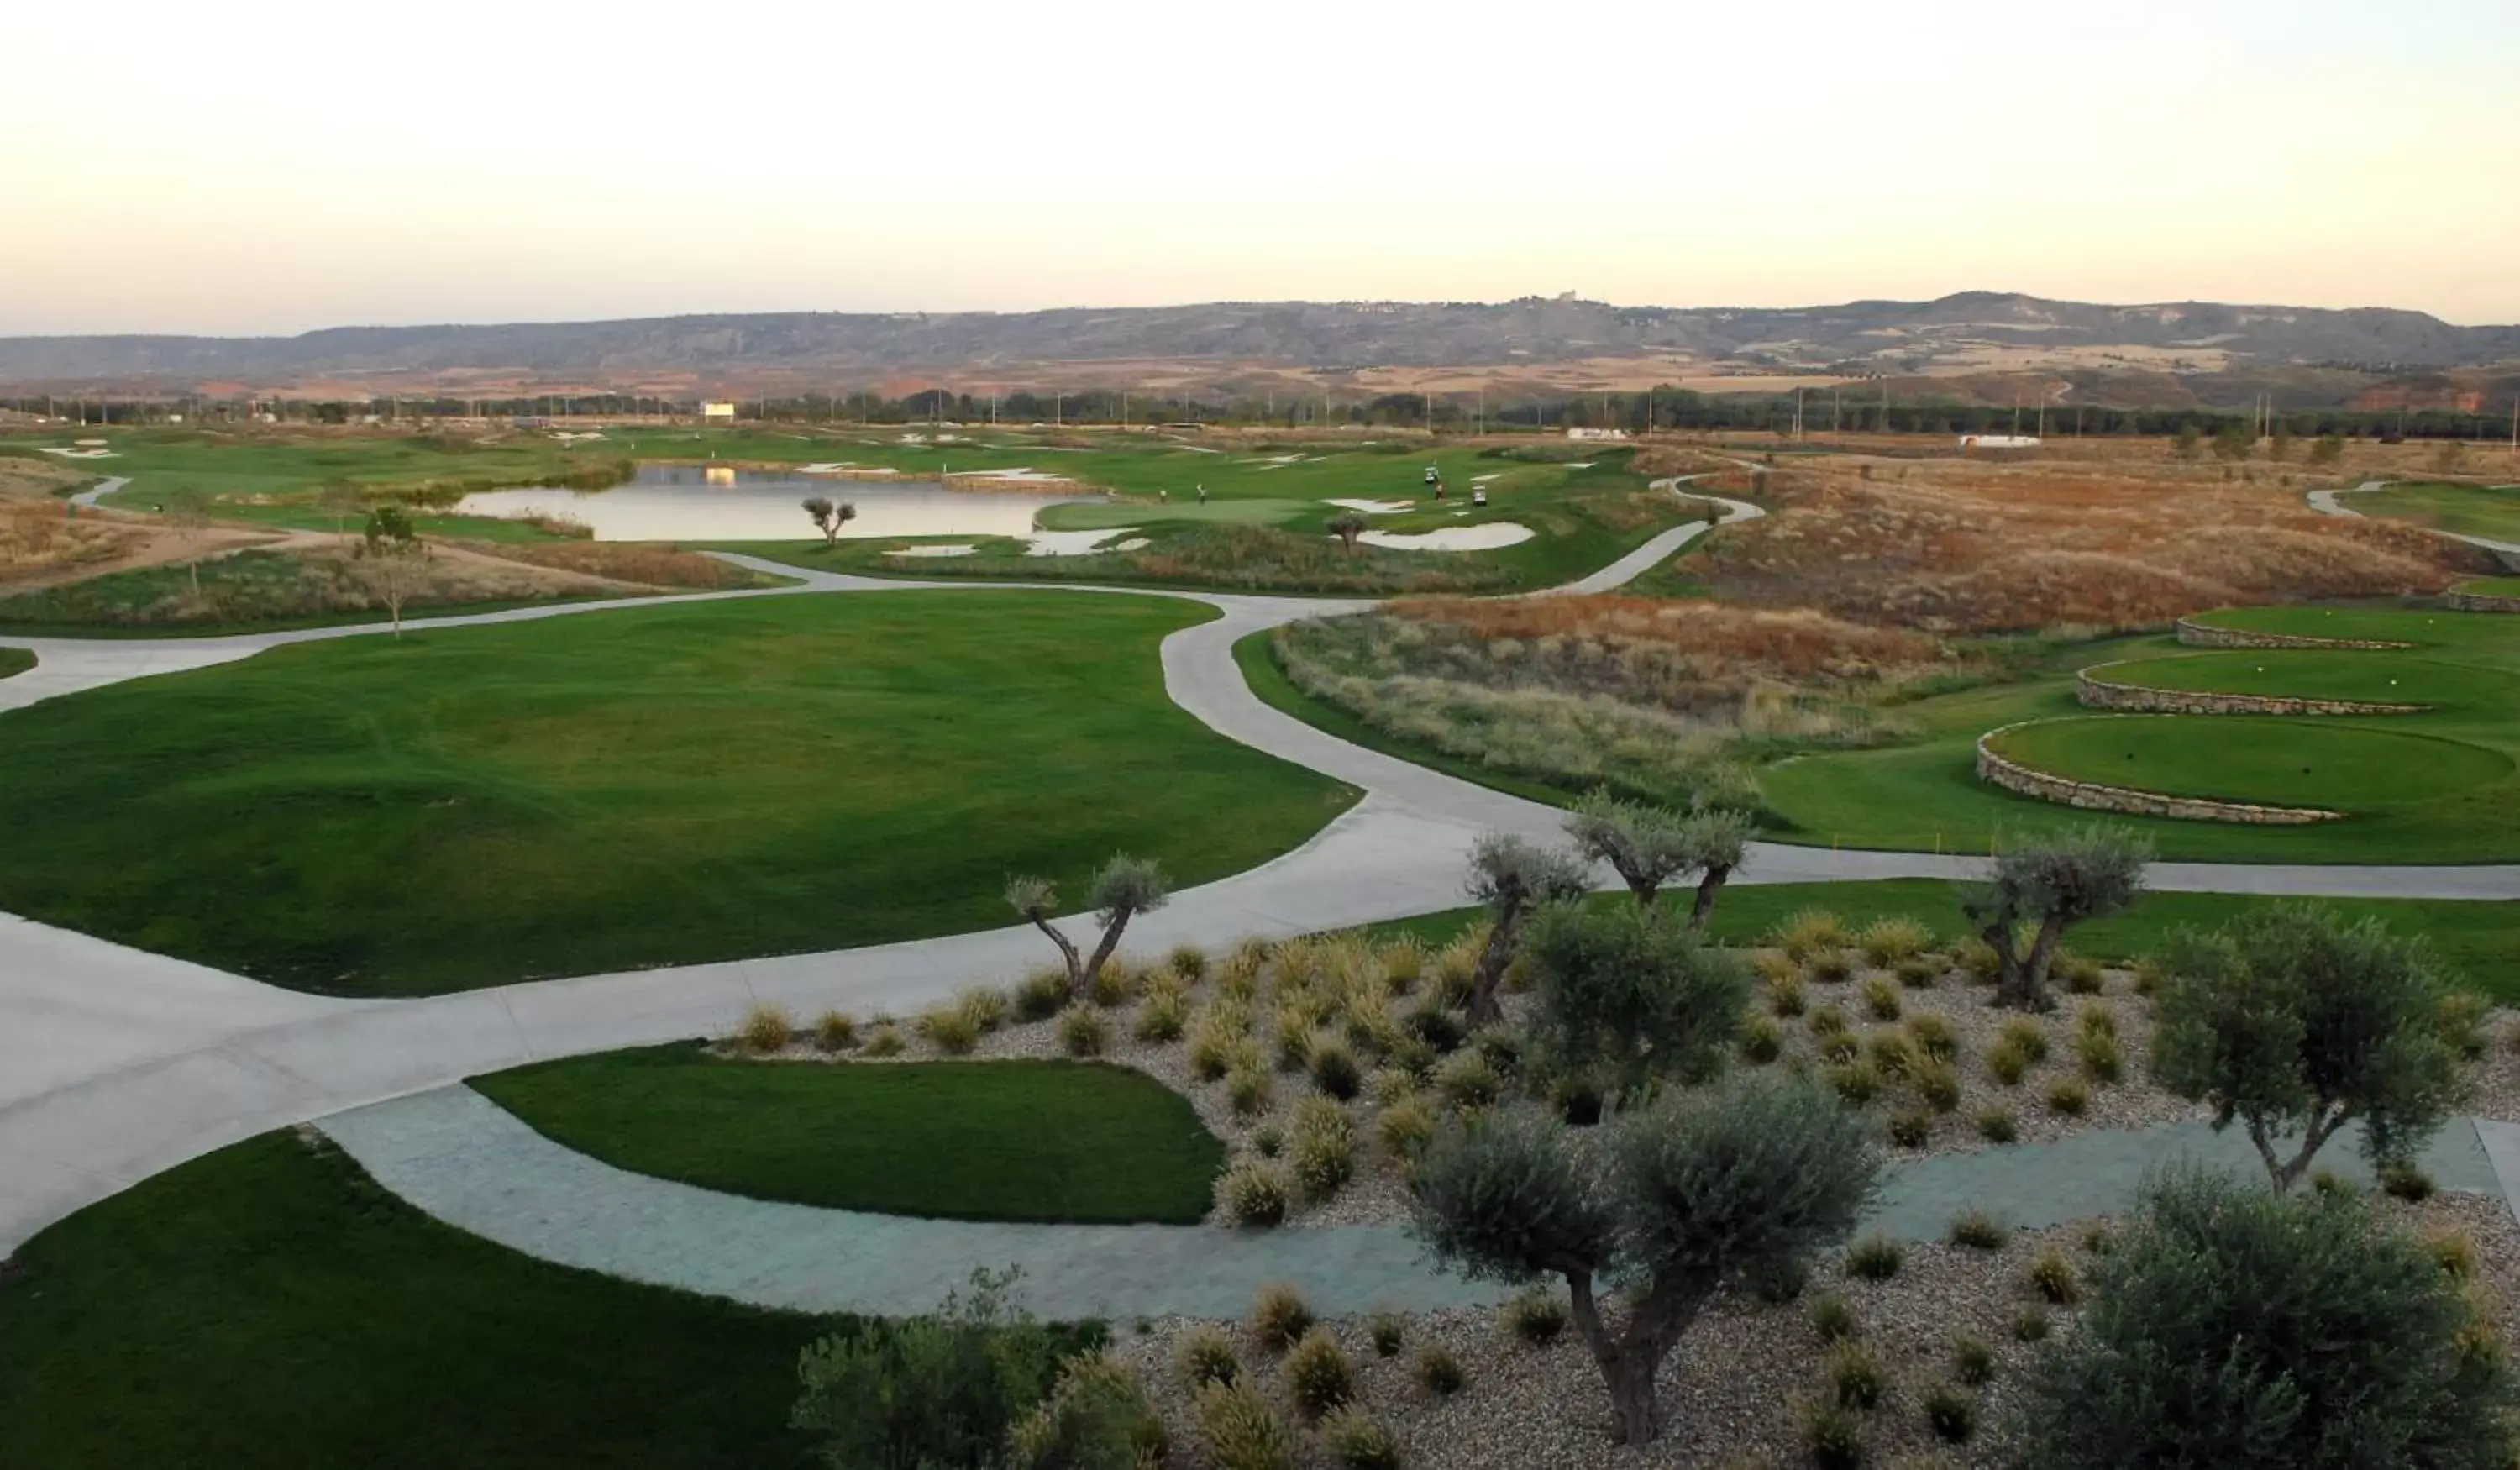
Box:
[701,401,738,422]
[1566,426,1632,442]
[1958,433,2041,450]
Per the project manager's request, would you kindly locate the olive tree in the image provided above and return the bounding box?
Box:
[1462,832,1591,1026]
[802,496,858,546]
[1522,900,1750,1099]
[1565,793,1754,928]
[354,502,429,638]
[1005,854,1169,1001]
[1410,1074,1877,1444]
[2013,1163,2514,1470]
[1326,512,1367,553]
[1963,827,2150,1011]
[2151,906,2464,1191]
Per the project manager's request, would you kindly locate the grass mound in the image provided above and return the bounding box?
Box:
[2092,650,2499,709]
[0,1131,836,1470]
[2351,481,2520,545]
[473,1047,1226,1224]
[1987,716,2509,810]
[0,591,1353,994]
[0,647,29,680]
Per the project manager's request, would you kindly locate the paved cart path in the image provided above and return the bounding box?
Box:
[8,491,2520,1254]
[313,1085,2520,1319]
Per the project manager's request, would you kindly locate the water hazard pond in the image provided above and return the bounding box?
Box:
[454,465,1090,542]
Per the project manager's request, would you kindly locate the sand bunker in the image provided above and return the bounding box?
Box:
[887,543,978,558]
[38,447,118,459]
[1325,498,1412,514]
[954,468,1075,484]
[1024,528,1142,557]
[1359,523,1535,552]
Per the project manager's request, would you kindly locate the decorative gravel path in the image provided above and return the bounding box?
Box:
[314,1085,2520,1320]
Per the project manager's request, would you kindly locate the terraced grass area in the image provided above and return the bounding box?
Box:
[2349,480,2520,544]
[2091,649,2486,706]
[0,1131,843,1470]
[473,1048,1225,1224]
[1362,879,2520,1002]
[2459,576,2520,598]
[1987,717,2511,808]
[0,591,1355,994]
[1764,609,2520,862]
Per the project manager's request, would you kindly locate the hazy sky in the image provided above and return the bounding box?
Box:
[5,0,2516,336]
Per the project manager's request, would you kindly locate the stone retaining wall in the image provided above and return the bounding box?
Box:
[2075,666,2428,717]
[2446,591,2520,614]
[1974,723,2344,825]
[2173,617,2412,651]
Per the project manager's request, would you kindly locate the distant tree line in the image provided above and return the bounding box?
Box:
[10,389,2512,444]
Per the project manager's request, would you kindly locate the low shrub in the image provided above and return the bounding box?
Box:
[1820,1031,1862,1064]
[1008,1351,1168,1470]
[1310,1037,1365,1100]
[738,1003,793,1055]
[1776,907,1851,962]
[1500,1289,1567,1347]
[1226,1068,1275,1120]
[1403,1004,1467,1053]
[1367,1066,1420,1105]
[1808,1003,1851,1037]
[1998,1016,2050,1063]
[2081,1223,2116,1257]
[2311,1166,2353,1199]
[1914,1058,1963,1113]
[1907,1013,1959,1061]
[1754,949,1801,987]
[2013,1305,2050,1341]
[1282,1327,1356,1419]
[1859,915,1935,967]
[1367,1311,1407,1357]
[1413,1344,1466,1397]
[1753,1256,1812,1305]
[1951,1329,1996,1386]
[1800,1399,1866,1470]
[863,1024,906,1058]
[1923,1380,1977,1443]
[1741,1015,1785,1063]
[1320,1406,1403,1470]
[2382,1162,2438,1201]
[1058,1005,1110,1058]
[918,1004,983,1057]
[1860,976,1903,1021]
[1169,943,1209,982]
[1808,950,1856,984]
[2045,1078,2090,1116]
[1250,1282,1314,1352]
[1808,1293,1858,1341]
[1251,1125,1284,1158]
[1846,1234,1905,1280]
[792,1268,1068,1470]
[1273,1012,1318,1074]
[1887,1108,1933,1147]
[1976,1106,2019,1143]
[2074,1001,2117,1042]
[811,1010,857,1053]
[1289,1127,1355,1201]
[1986,1037,2033,1087]
[1955,936,2001,984]
[1895,954,1944,989]
[1470,1024,1525,1077]
[1177,1323,1241,1389]
[2056,950,2107,995]
[1088,963,1135,1010]
[1015,967,1069,1022]
[1194,1378,1300,1470]
[2129,956,2163,996]
[1216,1162,1291,1227]
[1866,1030,1918,1079]
[1768,973,1809,1017]
[1375,1096,1438,1159]
[2431,1231,2481,1278]
[2439,991,2491,1059]
[1379,937,1425,994]
[1827,1339,1886,1410]
[1950,1209,2010,1250]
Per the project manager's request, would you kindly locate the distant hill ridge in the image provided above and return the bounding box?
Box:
[3,291,2516,388]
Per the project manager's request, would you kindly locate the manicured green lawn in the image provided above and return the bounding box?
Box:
[473,1047,1226,1224]
[2461,577,2520,597]
[0,647,29,679]
[0,549,658,637]
[0,1131,838,1469]
[1766,611,2520,862]
[0,591,1356,994]
[2351,481,2520,543]
[2093,650,2496,708]
[1987,717,2512,808]
[1362,879,2520,1002]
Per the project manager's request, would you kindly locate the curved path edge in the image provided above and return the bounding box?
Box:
[313,1084,2516,1320]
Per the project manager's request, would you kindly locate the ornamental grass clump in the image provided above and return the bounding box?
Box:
[1808,1002,1850,1037]
[2045,1077,2090,1116]
[1825,1339,1886,1410]
[862,1023,905,1058]
[1887,1108,1933,1148]
[1845,1234,1906,1281]
[1914,1057,1963,1113]
[1923,1380,1977,1444]
[1501,1288,1568,1346]
[2075,1028,2124,1085]
[1951,1330,1996,1386]
[2029,1247,2082,1305]
[1808,1293,1858,1342]
[1977,1106,2019,1142]
[1193,1378,1300,1470]
[1866,1029,1918,1079]
[1168,942,1209,982]
[1014,966,1069,1023]
[1282,1327,1356,1419]
[1226,1067,1274,1120]
[1435,1049,1503,1110]
[1861,976,1903,1021]
[1375,1096,1438,1160]
[1058,1005,1110,1058]
[1827,1061,1881,1105]
[811,1009,857,1053]
[1414,1344,1467,1397]
[918,1003,982,1057]
[1907,1013,1959,1061]
[958,987,1008,1033]
[1249,1282,1314,1352]
[1007,1351,1168,1470]
[1177,1324,1241,1389]
[1309,1036,1364,1100]
[2013,1163,2517,1468]
[1216,1162,1291,1228]
[1859,915,1935,967]
[738,1002,793,1055]
[1319,1406,1403,1470]
[1800,1400,1865,1470]
[1741,1015,1785,1063]
[1409,1073,1878,1444]
[1776,908,1851,963]
[1368,1312,1407,1357]
[1087,962,1136,1010]
[1895,953,1944,988]
[1135,988,1189,1043]
[1289,1110,1356,1200]
[1768,973,1809,1017]
[1949,1209,2010,1251]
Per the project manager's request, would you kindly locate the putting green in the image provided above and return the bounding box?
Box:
[2092,651,2492,709]
[2457,577,2520,598]
[0,591,1356,995]
[1988,717,2512,810]
[2182,606,2455,647]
